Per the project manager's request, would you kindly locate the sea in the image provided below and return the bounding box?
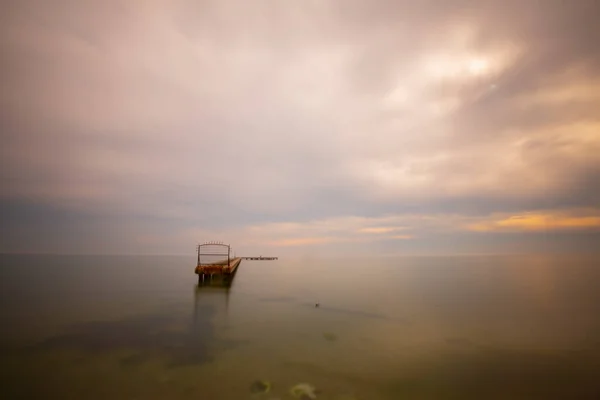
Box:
[1,253,599,399]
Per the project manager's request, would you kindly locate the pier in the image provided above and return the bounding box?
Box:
[194,242,277,286]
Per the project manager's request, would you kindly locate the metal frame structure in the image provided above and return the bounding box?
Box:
[197,241,230,267]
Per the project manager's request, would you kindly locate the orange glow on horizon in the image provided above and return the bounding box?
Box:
[388,235,414,239]
[469,213,600,232]
[358,227,399,234]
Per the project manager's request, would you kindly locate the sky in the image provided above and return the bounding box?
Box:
[1,0,599,256]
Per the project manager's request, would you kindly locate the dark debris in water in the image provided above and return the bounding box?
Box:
[29,314,181,350]
[311,304,409,323]
[24,303,242,368]
[249,380,271,394]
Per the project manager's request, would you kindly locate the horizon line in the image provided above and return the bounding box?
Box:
[1,251,599,257]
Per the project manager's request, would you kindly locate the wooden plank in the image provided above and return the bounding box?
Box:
[195,257,242,275]
[226,257,242,275]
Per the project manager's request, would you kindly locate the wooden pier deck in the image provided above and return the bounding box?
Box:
[195,257,242,276]
[194,241,277,286]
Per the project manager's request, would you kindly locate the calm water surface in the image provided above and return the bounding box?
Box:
[1,254,600,399]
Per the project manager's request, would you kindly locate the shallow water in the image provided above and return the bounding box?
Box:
[1,253,599,399]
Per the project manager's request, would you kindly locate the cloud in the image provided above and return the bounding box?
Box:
[358,227,403,234]
[468,209,600,233]
[1,0,599,254]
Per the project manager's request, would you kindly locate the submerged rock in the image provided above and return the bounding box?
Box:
[323,332,337,341]
[249,380,271,394]
[290,383,318,399]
